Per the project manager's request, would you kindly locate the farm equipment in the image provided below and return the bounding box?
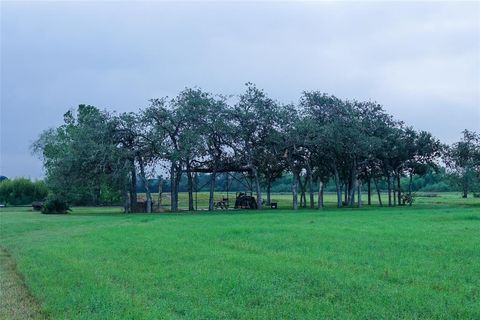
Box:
[234,192,257,209]
[214,197,229,210]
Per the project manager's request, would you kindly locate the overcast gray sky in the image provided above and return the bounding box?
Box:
[1,1,479,179]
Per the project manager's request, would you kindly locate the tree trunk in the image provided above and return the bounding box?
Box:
[334,167,342,208]
[299,176,307,208]
[397,174,401,206]
[138,158,152,213]
[209,171,217,211]
[175,169,181,210]
[170,163,180,212]
[374,178,383,207]
[317,180,324,209]
[344,183,348,205]
[145,188,152,214]
[266,182,271,206]
[463,175,468,198]
[302,184,307,208]
[348,162,357,207]
[158,176,163,210]
[387,174,392,207]
[93,186,101,206]
[187,164,194,211]
[124,188,131,213]
[253,168,262,209]
[292,171,299,210]
[349,176,357,207]
[308,170,315,209]
[357,181,362,208]
[367,178,371,206]
[392,175,397,207]
[130,160,137,210]
[408,173,413,206]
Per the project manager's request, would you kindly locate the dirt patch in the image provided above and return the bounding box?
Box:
[0,247,45,320]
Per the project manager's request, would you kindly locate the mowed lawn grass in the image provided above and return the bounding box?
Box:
[1,195,479,319]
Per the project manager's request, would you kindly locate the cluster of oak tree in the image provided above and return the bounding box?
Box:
[33,83,479,212]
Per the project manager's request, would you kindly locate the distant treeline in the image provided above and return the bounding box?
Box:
[30,84,479,211]
[137,167,455,194]
[0,178,48,205]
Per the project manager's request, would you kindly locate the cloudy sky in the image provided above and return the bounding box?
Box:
[1,1,479,179]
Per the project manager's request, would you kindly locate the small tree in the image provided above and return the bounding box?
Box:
[32,105,126,206]
[444,130,480,197]
[233,83,284,209]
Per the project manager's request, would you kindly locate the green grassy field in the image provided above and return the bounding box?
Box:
[1,193,479,319]
[142,190,480,210]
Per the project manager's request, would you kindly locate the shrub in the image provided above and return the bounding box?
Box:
[401,193,416,205]
[31,201,43,211]
[41,196,70,214]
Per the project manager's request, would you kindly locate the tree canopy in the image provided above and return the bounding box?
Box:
[32,84,476,212]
